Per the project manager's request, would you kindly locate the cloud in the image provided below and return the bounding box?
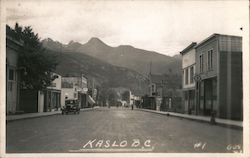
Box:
[5,0,248,56]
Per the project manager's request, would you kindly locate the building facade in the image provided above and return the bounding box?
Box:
[41,73,62,112]
[146,74,182,112]
[6,35,23,114]
[61,75,90,108]
[180,42,197,114]
[195,34,242,120]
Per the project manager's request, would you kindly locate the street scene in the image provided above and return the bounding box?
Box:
[7,107,242,153]
[3,0,248,156]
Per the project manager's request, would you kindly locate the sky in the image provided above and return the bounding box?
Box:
[4,0,248,56]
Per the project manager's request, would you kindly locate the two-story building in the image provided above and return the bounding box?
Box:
[180,42,197,114]
[147,74,166,110]
[195,34,242,120]
[61,75,92,108]
[6,35,24,114]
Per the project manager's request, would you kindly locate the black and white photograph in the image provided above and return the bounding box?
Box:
[0,0,249,157]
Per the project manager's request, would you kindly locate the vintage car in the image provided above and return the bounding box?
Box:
[62,99,80,114]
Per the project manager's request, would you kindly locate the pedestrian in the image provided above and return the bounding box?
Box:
[131,104,134,110]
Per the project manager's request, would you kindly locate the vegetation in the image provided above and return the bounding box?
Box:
[6,23,58,90]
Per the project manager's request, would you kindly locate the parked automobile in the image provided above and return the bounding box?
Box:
[62,99,80,114]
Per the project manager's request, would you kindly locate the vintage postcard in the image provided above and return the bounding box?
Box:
[0,0,249,158]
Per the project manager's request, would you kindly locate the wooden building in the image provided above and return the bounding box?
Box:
[195,34,242,120]
[180,42,197,114]
[6,35,23,114]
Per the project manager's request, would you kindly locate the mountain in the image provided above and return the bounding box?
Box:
[42,37,182,76]
[46,49,148,96]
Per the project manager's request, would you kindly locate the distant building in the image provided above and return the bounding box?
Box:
[61,75,94,108]
[148,74,166,98]
[147,74,165,110]
[195,34,242,120]
[180,42,197,114]
[146,73,182,111]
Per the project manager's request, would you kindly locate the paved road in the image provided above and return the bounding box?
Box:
[6,107,243,153]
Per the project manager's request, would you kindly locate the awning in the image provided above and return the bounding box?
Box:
[87,95,95,105]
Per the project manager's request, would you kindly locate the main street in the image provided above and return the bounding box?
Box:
[6,107,242,153]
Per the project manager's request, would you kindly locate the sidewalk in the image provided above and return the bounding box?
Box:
[137,108,243,129]
[6,107,99,122]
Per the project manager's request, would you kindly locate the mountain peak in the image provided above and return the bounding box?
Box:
[68,40,75,45]
[87,37,107,46]
[42,38,54,43]
[68,40,81,45]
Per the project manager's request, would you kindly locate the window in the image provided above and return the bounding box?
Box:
[185,68,189,85]
[190,66,194,84]
[50,83,56,87]
[151,84,156,96]
[152,84,155,92]
[9,69,15,81]
[200,54,204,73]
[208,50,213,70]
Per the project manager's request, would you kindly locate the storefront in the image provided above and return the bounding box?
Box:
[44,89,61,112]
[198,77,217,116]
[184,89,195,114]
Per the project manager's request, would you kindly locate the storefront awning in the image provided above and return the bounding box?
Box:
[87,95,95,105]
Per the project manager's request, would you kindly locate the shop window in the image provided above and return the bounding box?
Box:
[200,81,204,96]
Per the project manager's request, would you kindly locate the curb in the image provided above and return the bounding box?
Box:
[137,108,243,130]
[6,111,61,122]
[7,107,99,122]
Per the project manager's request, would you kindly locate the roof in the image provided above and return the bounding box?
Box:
[6,35,24,47]
[194,33,242,49]
[180,42,197,55]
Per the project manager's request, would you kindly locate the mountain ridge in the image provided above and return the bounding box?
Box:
[42,37,182,76]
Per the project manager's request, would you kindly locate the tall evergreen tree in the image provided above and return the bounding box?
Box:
[8,23,58,90]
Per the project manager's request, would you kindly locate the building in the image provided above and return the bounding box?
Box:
[38,73,62,112]
[6,35,23,114]
[180,42,197,114]
[195,34,242,120]
[61,75,94,108]
[18,72,62,113]
[147,74,165,110]
[146,73,182,111]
